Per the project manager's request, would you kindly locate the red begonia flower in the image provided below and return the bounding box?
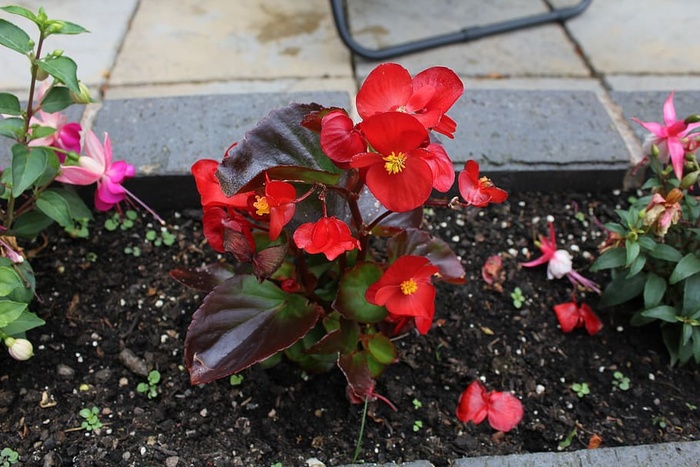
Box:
[320,109,367,168]
[253,177,297,241]
[201,207,255,258]
[365,255,439,334]
[458,160,508,207]
[553,302,603,335]
[351,112,453,212]
[293,216,360,260]
[456,380,524,432]
[191,159,252,209]
[356,63,464,138]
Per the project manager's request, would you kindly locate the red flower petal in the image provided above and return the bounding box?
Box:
[456,381,489,425]
[293,217,360,260]
[356,63,413,119]
[422,143,455,192]
[580,303,603,335]
[487,391,524,432]
[320,110,366,168]
[359,112,428,155]
[553,302,580,333]
[191,159,252,209]
[201,206,227,253]
[458,160,508,207]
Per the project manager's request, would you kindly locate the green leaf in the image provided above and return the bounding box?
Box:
[662,326,680,366]
[306,317,359,356]
[625,239,640,267]
[643,273,666,308]
[0,92,21,115]
[40,86,73,113]
[37,56,80,94]
[366,333,396,365]
[591,248,626,271]
[386,228,465,284]
[603,222,626,236]
[669,253,700,285]
[0,258,35,303]
[29,125,56,140]
[44,19,88,36]
[637,236,656,251]
[682,273,700,317]
[0,5,37,22]
[600,272,646,307]
[0,300,28,327]
[627,254,646,278]
[9,210,54,238]
[52,187,93,221]
[184,275,320,384]
[31,147,60,188]
[682,323,693,346]
[11,143,47,196]
[641,305,677,323]
[1,309,44,335]
[0,18,32,54]
[0,266,24,296]
[217,103,342,196]
[332,262,387,323]
[0,117,24,139]
[36,189,73,228]
[649,243,683,263]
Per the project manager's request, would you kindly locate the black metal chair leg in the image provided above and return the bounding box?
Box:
[330,0,592,60]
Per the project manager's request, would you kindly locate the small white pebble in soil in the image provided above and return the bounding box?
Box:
[515,349,522,355]
[521,247,530,256]
[440,222,448,228]
[140,447,147,456]
[560,377,566,383]
[546,215,555,223]
[582,251,593,260]
[518,201,526,207]
[599,366,606,373]
[570,244,580,252]
[617,326,624,332]
[566,402,573,409]
[92,341,98,347]
[649,373,656,381]
[456,218,465,227]
[479,375,486,382]
[500,221,509,229]
[76,353,83,363]
[613,189,621,196]
[654,398,661,406]
[120,299,126,307]
[532,216,540,224]
[508,248,518,257]
[199,408,208,417]
[160,335,168,344]
[119,377,129,387]
[451,235,460,242]
[536,385,545,395]
[155,299,164,308]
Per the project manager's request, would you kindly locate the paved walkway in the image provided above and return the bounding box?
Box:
[1,1,699,464]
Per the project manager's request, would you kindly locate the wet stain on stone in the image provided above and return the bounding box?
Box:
[256,6,326,42]
[281,46,301,56]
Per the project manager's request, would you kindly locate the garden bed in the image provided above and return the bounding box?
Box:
[0,189,698,466]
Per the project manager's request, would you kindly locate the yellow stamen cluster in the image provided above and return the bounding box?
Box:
[400,278,418,295]
[479,176,494,188]
[253,195,270,215]
[383,151,407,175]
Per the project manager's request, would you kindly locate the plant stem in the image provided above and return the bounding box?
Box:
[352,396,369,463]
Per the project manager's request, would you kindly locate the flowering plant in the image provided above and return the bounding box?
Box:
[0,6,151,360]
[173,63,513,408]
[592,92,700,365]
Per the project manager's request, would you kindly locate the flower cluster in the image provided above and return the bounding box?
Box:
[175,62,517,428]
[0,5,155,361]
[592,91,700,365]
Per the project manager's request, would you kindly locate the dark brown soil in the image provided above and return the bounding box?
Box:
[1,189,698,467]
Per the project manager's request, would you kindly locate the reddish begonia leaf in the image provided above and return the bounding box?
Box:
[184,275,320,385]
[307,317,360,356]
[333,262,387,323]
[169,263,235,293]
[338,351,375,401]
[217,103,342,196]
[386,228,466,284]
[252,242,288,278]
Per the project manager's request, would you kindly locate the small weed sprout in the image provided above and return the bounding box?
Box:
[0,447,19,467]
[511,287,525,309]
[229,374,244,386]
[412,420,423,432]
[123,246,141,257]
[145,228,176,247]
[557,427,577,450]
[571,382,590,398]
[412,398,422,409]
[613,371,630,391]
[104,210,138,231]
[653,415,668,429]
[79,406,103,431]
[137,370,161,399]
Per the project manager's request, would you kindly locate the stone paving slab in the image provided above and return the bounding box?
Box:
[551,0,700,75]
[109,0,352,86]
[0,0,138,91]
[348,0,589,80]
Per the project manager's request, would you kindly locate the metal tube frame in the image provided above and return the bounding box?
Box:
[330,0,592,60]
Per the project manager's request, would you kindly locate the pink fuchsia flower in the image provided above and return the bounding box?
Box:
[458,160,508,207]
[365,255,439,335]
[356,63,464,138]
[632,91,700,180]
[293,216,360,261]
[553,301,603,335]
[643,188,683,237]
[456,380,523,432]
[521,222,601,294]
[55,130,135,211]
[28,110,82,160]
